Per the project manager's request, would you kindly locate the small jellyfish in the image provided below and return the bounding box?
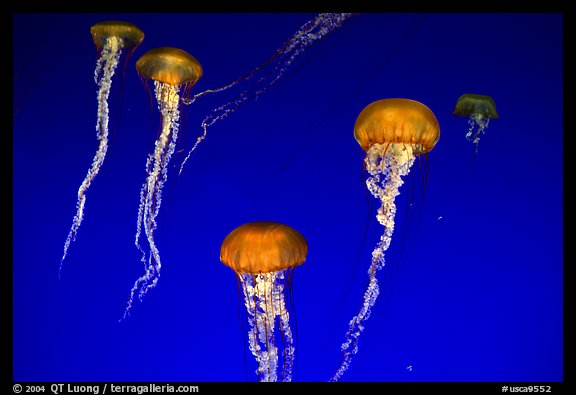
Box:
[331,98,440,381]
[220,222,308,382]
[123,47,202,318]
[60,22,143,274]
[453,93,498,155]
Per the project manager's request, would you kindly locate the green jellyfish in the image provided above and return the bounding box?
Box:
[453,93,499,155]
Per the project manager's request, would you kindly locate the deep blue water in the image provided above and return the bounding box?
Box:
[13,13,563,382]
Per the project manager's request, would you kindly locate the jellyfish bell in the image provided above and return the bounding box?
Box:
[354,98,440,155]
[220,221,308,274]
[135,47,203,121]
[123,47,203,319]
[331,98,440,382]
[136,47,203,88]
[90,21,144,50]
[453,93,499,120]
[60,21,144,275]
[90,22,145,85]
[453,93,498,154]
[220,221,308,382]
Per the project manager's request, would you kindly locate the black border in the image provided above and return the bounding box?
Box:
[6,0,572,391]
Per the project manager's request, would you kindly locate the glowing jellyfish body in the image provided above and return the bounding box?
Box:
[220,222,308,382]
[60,22,143,274]
[124,47,202,318]
[453,93,498,154]
[331,99,440,381]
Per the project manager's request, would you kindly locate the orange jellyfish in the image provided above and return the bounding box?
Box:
[453,93,498,155]
[220,222,308,382]
[331,98,440,381]
[61,22,143,274]
[124,47,202,318]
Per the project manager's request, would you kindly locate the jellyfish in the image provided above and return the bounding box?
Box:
[177,12,356,175]
[60,22,143,274]
[453,93,498,155]
[220,222,308,382]
[123,47,202,318]
[331,99,440,381]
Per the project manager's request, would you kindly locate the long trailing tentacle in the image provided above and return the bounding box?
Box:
[177,13,356,175]
[123,81,180,319]
[331,143,415,381]
[60,37,123,276]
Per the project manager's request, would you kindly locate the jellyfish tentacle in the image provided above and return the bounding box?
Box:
[241,274,265,381]
[255,273,275,382]
[239,270,295,382]
[177,13,356,176]
[263,273,279,382]
[121,264,150,321]
[466,113,490,155]
[331,143,415,382]
[60,36,123,274]
[135,153,154,266]
[274,270,295,382]
[123,81,180,317]
[140,82,180,297]
[180,12,338,106]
